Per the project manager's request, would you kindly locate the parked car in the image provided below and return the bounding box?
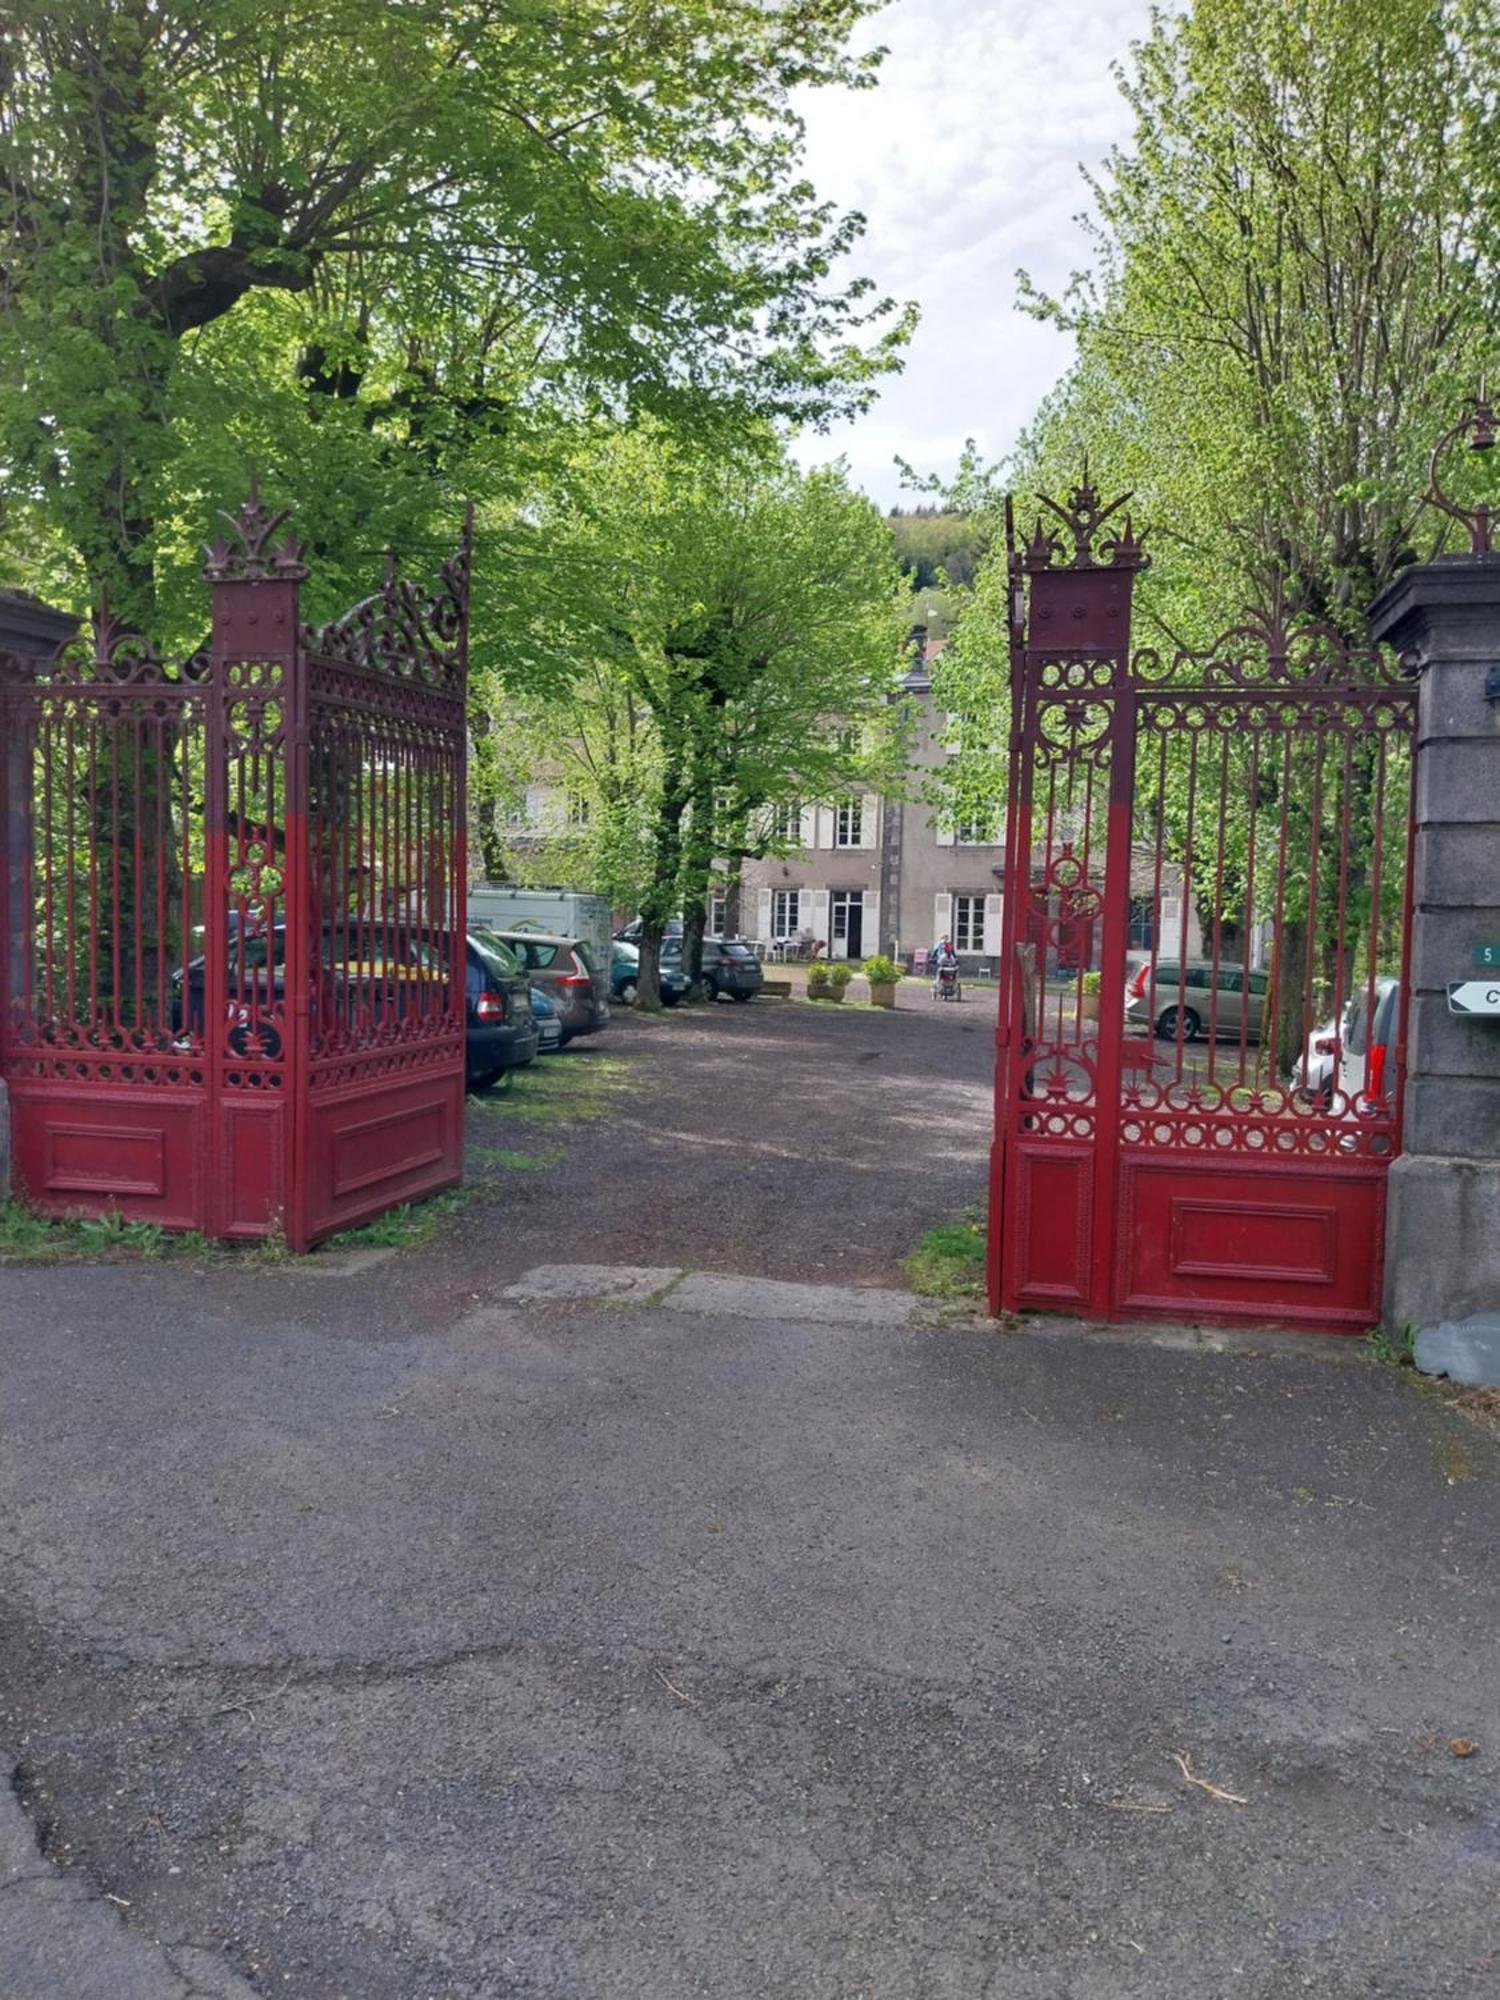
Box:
[463,928,538,1090]
[1125,957,1269,1042]
[662,936,764,1002]
[173,921,537,1088]
[529,982,564,1054]
[611,940,688,1006]
[1340,976,1400,1113]
[1294,1014,1342,1107]
[616,917,684,943]
[481,927,609,1043]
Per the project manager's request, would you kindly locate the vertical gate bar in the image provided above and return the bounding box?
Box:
[1302,729,1326,1077]
[1207,733,1231,1080]
[1330,724,1355,1080]
[87,709,100,1032]
[110,716,121,1035]
[44,706,57,1027]
[203,628,228,1234]
[1089,674,1137,1319]
[284,606,310,1252]
[1268,730,1294,1093]
[1146,726,1168,1040]
[1173,732,1199,1080]
[1363,730,1389,1111]
[1242,729,1260,1087]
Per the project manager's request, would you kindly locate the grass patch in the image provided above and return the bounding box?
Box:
[0,1198,299,1266]
[470,1146,564,1172]
[904,1212,988,1299]
[471,1051,632,1127]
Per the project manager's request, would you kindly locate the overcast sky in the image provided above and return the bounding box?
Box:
[792,0,1157,509]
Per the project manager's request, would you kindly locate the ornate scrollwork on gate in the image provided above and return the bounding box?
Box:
[304,508,473,689]
[1131,595,1408,691]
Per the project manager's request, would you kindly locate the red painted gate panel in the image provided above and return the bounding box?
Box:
[0,488,470,1250]
[989,477,1415,1332]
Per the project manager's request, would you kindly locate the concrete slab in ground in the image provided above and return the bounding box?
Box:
[668,1268,920,1326]
[502,1262,683,1303]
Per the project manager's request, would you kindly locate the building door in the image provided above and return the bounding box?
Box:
[830,890,864,960]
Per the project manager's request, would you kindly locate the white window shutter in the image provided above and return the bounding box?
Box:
[857,795,876,850]
[799,806,816,849]
[756,887,773,941]
[983,893,1003,956]
[934,813,954,849]
[864,891,880,954]
[933,892,953,944]
[810,888,830,943]
[813,806,833,849]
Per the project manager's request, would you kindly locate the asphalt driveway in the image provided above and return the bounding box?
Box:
[1,991,1497,1998]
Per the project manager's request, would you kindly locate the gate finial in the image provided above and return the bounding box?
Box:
[202,476,309,582]
[1024,465,1148,574]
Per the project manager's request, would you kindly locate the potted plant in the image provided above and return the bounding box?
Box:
[806,961,832,1000]
[861,953,902,1009]
[825,962,854,1003]
[1079,970,1103,1022]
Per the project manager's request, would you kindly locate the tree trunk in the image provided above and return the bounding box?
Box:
[678,750,718,992]
[636,740,691,1011]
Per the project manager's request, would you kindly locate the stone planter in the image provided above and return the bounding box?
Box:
[868,982,897,1010]
[1078,992,1101,1022]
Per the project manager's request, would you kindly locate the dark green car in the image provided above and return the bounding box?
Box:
[612,940,688,1006]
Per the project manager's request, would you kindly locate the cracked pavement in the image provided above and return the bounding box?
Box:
[2,997,1499,1996]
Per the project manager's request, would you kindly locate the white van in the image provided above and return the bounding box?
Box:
[466,886,613,1012]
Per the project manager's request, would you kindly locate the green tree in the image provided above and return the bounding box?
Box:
[0,0,912,624]
[476,427,908,1003]
[1017,0,1492,643]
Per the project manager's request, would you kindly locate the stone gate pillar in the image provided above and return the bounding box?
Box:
[1369,471,1500,1328]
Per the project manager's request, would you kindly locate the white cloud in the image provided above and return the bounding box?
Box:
[791,0,1156,507]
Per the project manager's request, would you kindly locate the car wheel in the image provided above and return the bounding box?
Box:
[618,980,638,1005]
[731,990,752,1002]
[701,978,718,1001]
[467,1068,507,1094]
[1156,1005,1199,1041]
[661,989,681,1008]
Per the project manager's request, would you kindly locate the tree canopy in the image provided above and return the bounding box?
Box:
[0,0,913,627]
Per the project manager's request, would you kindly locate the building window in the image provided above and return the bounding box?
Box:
[708,891,727,936]
[770,801,802,844]
[1126,896,1155,949]
[504,802,529,829]
[834,796,865,848]
[565,788,591,829]
[955,809,999,845]
[953,894,985,953]
[771,888,801,939]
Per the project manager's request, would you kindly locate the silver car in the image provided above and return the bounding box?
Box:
[1125,959,1270,1041]
[479,928,610,1044]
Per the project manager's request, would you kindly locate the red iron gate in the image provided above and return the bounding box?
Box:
[989,478,1416,1331]
[0,487,470,1249]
